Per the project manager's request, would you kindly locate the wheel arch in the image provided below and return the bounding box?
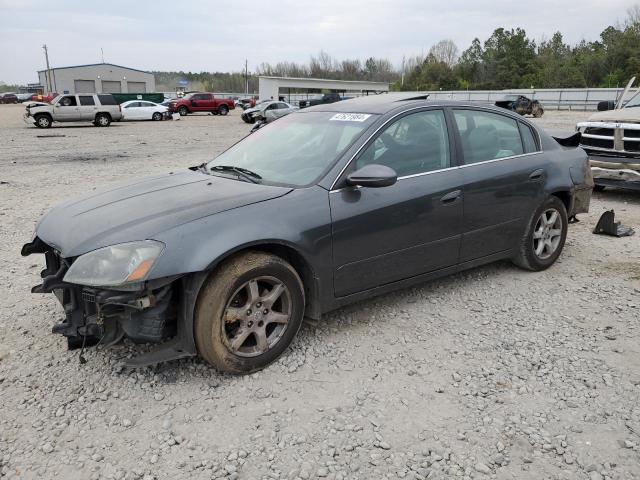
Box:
[95,111,112,121]
[203,240,321,320]
[549,189,572,215]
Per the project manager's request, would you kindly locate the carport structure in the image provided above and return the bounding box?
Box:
[258,76,389,103]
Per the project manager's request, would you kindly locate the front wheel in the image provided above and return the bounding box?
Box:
[152,112,163,121]
[533,107,544,118]
[513,196,568,271]
[178,106,188,117]
[194,251,305,374]
[34,114,52,128]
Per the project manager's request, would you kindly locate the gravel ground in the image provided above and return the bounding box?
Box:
[0,105,639,480]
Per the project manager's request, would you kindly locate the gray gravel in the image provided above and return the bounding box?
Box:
[1,105,639,480]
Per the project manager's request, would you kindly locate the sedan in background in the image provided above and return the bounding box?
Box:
[121,100,170,121]
[22,94,592,374]
[0,93,19,104]
[241,100,296,124]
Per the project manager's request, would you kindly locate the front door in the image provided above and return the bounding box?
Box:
[330,109,463,297]
[54,95,80,121]
[452,108,546,262]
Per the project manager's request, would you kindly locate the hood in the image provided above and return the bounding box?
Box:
[243,107,260,115]
[36,170,292,257]
[588,108,640,123]
[26,102,50,108]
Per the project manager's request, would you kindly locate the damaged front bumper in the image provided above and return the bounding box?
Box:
[21,237,203,366]
[588,154,640,191]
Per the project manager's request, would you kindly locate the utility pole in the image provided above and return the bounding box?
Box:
[101,48,105,63]
[245,59,249,95]
[42,44,52,94]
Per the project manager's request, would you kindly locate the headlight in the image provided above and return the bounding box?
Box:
[63,240,164,287]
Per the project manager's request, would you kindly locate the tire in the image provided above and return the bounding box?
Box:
[94,113,111,127]
[218,105,229,116]
[152,112,163,121]
[513,196,568,271]
[194,251,305,374]
[178,106,188,117]
[533,107,544,118]
[34,114,52,128]
[241,114,253,124]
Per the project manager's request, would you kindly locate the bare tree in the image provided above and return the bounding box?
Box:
[428,39,459,66]
[627,4,640,27]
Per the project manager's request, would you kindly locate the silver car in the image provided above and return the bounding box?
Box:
[24,93,123,128]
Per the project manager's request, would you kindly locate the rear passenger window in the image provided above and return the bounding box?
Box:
[454,110,524,164]
[519,122,539,153]
[356,110,450,177]
[97,94,117,106]
[79,96,95,106]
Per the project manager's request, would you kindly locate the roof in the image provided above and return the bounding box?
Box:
[258,75,388,87]
[303,93,519,115]
[38,62,152,74]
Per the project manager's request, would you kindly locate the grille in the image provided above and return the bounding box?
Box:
[624,141,640,152]
[581,137,614,149]
[624,128,640,138]
[82,291,97,303]
[585,127,615,136]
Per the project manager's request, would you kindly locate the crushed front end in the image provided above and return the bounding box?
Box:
[21,237,179,351]
[577,121,640,191]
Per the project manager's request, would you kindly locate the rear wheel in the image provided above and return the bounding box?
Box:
[178,106,188,117]
[94,113,111,127]
[34,114,52,128]
[194,251,305,374]
[513,196,568,271]
[533,107,544,118]
[152,112,163,121]
[218,105,229,116]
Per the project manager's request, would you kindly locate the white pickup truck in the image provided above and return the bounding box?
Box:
[24,93,123,128]
[576,77,640,191]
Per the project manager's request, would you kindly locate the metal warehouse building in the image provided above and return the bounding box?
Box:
[38,63,155,95]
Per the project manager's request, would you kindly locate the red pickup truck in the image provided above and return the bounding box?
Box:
[168,93,235,116]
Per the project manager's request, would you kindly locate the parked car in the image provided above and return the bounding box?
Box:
[495,95,544,117]
[236,97,257,110]
[30,92,58,103]
[24,93,123,128]
[575,76,640,191]
[0,93,18,104]
[241,101,296,124]
[22,94,592,373]
[167,93,235,117]
[16,93,34,103]
[121,100,170,121]
[298,92,344,108]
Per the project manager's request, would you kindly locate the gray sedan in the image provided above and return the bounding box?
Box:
[22,94,593,373]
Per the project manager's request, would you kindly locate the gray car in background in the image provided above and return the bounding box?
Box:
[22,94,592,374]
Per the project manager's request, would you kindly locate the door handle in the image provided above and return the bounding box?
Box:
[529,169,545,181]
[440,190,462,204]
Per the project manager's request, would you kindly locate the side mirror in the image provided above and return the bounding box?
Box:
[597,100,615,111]
[346,164,397,188]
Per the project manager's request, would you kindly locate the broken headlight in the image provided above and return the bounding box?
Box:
[63,240,164,288]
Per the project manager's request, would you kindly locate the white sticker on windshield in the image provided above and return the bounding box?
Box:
[329,113,371,122]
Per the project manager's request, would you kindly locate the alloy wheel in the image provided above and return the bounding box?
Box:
[222,276,291,357]
[532,208,562,259]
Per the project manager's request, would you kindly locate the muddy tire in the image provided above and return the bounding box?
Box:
[34,114,52,128]
[178,106,188,117]
[194,251,305,374]
[513,196,568,271]
[94,113,111,127]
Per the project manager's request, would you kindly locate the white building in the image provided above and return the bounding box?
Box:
[258,76,389,102]
[38,63,155,95]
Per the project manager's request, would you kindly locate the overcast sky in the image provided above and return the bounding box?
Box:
[0,0,636,84]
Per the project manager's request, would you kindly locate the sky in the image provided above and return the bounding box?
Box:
[0,0,637,84]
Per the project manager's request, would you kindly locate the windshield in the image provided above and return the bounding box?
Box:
[207,111,377,187]
[625,90,640,108]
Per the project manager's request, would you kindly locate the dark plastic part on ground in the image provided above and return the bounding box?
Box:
[593,210,635,237]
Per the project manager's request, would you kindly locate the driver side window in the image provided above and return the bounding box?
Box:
[355,110,450,177]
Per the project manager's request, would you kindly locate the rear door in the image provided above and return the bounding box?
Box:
[453,108,545,262]
[330,108,463,297]
[78,95,97,120]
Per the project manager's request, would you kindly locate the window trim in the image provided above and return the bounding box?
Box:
[330,106,455,190]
